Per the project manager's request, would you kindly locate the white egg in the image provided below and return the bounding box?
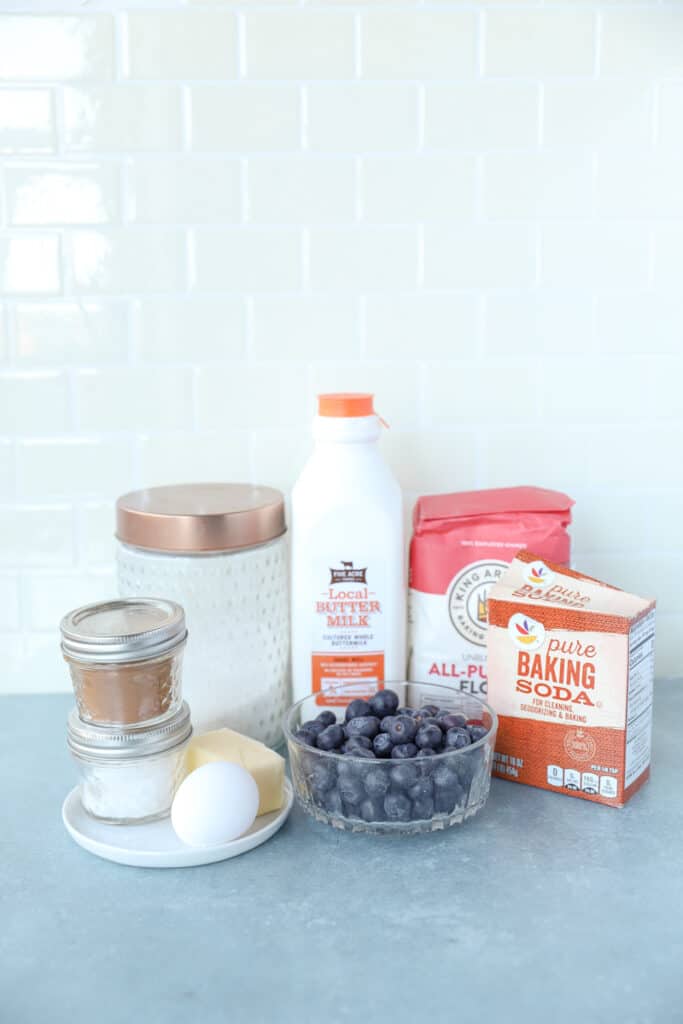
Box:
[171,761,259,848]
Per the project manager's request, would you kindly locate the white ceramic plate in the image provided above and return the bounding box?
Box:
[62,778,293,868]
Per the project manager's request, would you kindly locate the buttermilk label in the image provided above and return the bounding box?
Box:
[316,587,381,629]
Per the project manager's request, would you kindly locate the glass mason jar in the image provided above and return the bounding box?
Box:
[67,701,192,824]
[60,598,187,726]
[116,483,290,747]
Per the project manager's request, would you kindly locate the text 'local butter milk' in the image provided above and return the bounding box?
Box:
[291,394,406,706]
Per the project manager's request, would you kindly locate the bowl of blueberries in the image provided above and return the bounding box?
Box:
[283,682,498,835]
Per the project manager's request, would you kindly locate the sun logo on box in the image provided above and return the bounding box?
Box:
[524,560,555,588]
[508,612,546,652]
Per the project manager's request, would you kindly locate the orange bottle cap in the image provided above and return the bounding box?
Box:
[317,393,375,418]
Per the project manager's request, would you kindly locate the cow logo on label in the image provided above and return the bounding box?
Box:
[508,613,545,652]
[329,560,367,585]
[524,560,555,588]
[447,560,507,647]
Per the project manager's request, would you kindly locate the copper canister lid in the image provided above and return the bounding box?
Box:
[116,483,286,554]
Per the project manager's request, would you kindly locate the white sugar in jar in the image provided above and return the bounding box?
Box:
[116,484,290,747]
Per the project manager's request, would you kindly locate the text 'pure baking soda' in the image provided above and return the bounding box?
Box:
[291,394,406,707]
[487,551,656,807]
[408,487,573,704]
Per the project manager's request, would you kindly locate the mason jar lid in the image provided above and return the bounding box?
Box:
[116,483,286,554]
[67,701,192,762]
[60,598,187,664]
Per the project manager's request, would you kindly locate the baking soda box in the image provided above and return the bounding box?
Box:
[487,551,655,807]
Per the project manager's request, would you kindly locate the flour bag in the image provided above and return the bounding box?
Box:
[408,486,573,702]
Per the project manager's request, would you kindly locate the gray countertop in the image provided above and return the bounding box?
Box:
[3,685,682,1024]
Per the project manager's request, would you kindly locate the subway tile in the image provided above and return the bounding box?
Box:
[543,80,653,148]
[424,224,536,289]
[5,163,119,226]
[76,367,193,432]
[538,358,650,423]
[654,226,683,288]
[191,85,301,152]
[598,152,683,218]
[129,158,242,224]
[70,229,186,294]
[580,554,681,612]
[486,292,594,357]
[194,229,302,292]
[138,432,252,487]
[307,85,418,152]
[18,439,133,500]
[361,9,476,79]
[252,295,359,360]
[80,503,116,567]
[659,84,683,148]
[482,151,593,220]
[361,156,476,222]
[485,9,595,76]
[14,302,128,364]
[0,15,114,81]
[0,236,61,295]
[655,616,683,678]
[541,224,649,288]
[381,430,478,494]
[309,227,418,292]
[195,363,310,430]
[310,362,420,428]
[245,11,354,79]
[63,86,182,153]
[125,10,237,80]
[425,83,539,150]
[602,8,683,76]
[250,429,311,495]
[135,297,245,362]
[0,373,68,435]
[596,293,683,356]
[365,293,478,360]
[647,357,683,423]
[0,506,74,567]
[0,308,7,362]
[0,576,20,631]
[248,158,355,224]
[0,89,55,153]
[570,491,652,555]
[0,442,13,500]
[24,571,116,632]
[425,362,533,426]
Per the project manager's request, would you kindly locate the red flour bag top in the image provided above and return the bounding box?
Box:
[408,486,573,704]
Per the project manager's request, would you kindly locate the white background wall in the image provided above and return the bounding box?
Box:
[1,1,682,691]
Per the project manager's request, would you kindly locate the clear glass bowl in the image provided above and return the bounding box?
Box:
[283,682,498,835]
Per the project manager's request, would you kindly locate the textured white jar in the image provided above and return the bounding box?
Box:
[116,484,290,747]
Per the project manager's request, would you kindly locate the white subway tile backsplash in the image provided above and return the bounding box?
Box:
[425,363,533,426]
[596,293,683,356]
[485,292,595,356]
[309,227,418,292]
[0,236,61,295]
[658,84,683,149]
[541,223,650,288]
[602,8,683,77]
[125,11,238,80]
[194,228,302,292]
[129,158,242,224]
[137,432,251,487]
[484,9,595,77]
[424,83,539,150]
[24,571,116,632]
[76,366,193,432]
[5,163,119,226]
[14,302,128,364]
[310,362,420,428]
[307,85,419,152]
[63,86,182,153]
[543,80,653,148]
[0,372,69,435]
[248,158,355,224]
[0,576,20,632]
[361,156,476,222]
[70,229,186,294]
[190,85,301,152]
[361,9,476,80]
[653,227,683,287]
[598,152,683,218]
[483,151,594,220]
[135,297,246,362]
[424,224,536,288]
[539,359,650,423]
[0,15,114,82]
[0,90,55,154]
[0,506,74,567]
[195,364,310,430]
[252,295,359,360]
[80,503,116,567]
[381,430,479,495]
[245,11,355,80]
[0,442,14,501]
[18,439,133,501]
[365,293,478,360]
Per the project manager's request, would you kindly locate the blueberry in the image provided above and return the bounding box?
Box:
[467,724,488,743]
[345,699,372,723]
[342,735,372,753]
[337,759,360,780]
[348,747,376,759]
[360,797,386,823]
[444,727,471,750]
[415,723,443,750]
[302,719,327,737]
[295,728,318,747]
[345,715,380,740]
[338,774,364,806]
[438,712,468,731]
[416,747,437,758]
[421,704,440,717]
[396,707,414,717]
[384,791,412,822]
[433,763,460,790]
[386,715,417,745]
[372,733,393,758]
[323,788,344,815]
[315,710,337,728]
[412,796,435,819]
[391,743,418,760]
[364,769,391,798]
[379,716,396,734]
[316,724,345,751]
[434,783,465,814]
[390,762,420,790]
[309,761,336,796]
[408,777,434,801]
[369,689,400,717]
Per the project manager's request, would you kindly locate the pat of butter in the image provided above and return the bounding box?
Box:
[185,728,285,816]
